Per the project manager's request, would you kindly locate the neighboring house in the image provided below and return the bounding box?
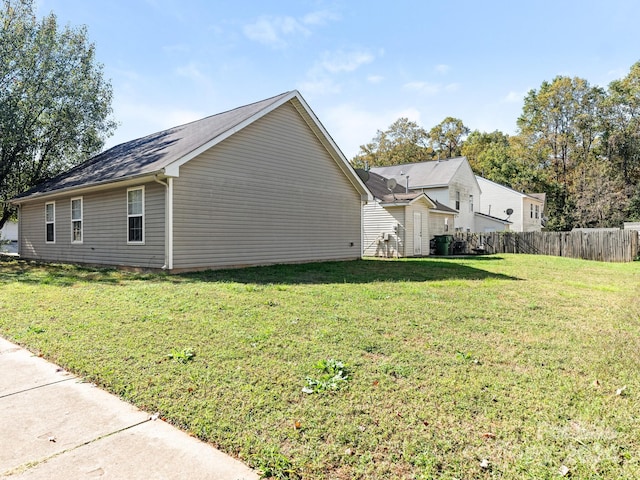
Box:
[11,91,372,272]
[0,220,18,242]
[474,212,511,233]
[475,176,545,232]
[370,157,480,232]
[361,171,456,257]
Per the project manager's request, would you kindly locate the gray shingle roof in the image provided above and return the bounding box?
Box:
[363,170,457,213]
[370,157,467,188]
[13,91,294,200]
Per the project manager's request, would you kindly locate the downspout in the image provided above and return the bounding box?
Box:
[154,175,174,270]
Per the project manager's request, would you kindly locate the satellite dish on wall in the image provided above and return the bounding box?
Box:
[505,208,514,217]
[386,178,397,190]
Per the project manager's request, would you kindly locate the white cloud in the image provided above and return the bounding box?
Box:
[367,75,384,84]
[242,15,309,48]
[300,49,375,96]
[320,50,374,73]
[435,64,451,74]
[445,82,460,92]
[404,81,442,95]
[242,10,339,48]
[302,10,340,26]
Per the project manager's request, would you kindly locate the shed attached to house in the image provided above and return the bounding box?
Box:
[11,91,372,272]
[361,171,457,257]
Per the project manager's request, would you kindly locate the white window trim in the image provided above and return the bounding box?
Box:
[45,201,55,244]
[70,197,83,244]
[127,186,145,245]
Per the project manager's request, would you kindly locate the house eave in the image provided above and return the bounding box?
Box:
[10,172,168,205]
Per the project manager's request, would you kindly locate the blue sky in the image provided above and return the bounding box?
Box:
[37,0,640,159]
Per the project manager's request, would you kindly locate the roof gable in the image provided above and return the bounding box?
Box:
[13,91,371,202]
[476,176,544,204]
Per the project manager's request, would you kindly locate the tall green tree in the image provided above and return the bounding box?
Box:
[604,61,640,215]
[351,117,432,168]
[428,116,470,159]
[517,76,605,230]
[0,0,116,229]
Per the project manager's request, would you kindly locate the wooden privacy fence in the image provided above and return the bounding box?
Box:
[453,230,640,262]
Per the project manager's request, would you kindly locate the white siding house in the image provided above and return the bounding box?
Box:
[0,221,18,242]
[476,176,545,232]
[371,157,480,232]
[11,91,372,271]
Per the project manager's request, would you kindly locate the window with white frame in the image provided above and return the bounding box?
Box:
[127,187,144,243]
[469,194,474,212]
[455,191,460,210]
[45,202,55,243]
[535,205,540,219]
[71,198,83,243]
[530,204,534,218]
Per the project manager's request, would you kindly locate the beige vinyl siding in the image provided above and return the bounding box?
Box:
[172,102,362,270]
[19,181,165,268]
[363,202,403,257]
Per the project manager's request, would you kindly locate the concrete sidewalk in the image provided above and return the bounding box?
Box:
[0,337,258,480]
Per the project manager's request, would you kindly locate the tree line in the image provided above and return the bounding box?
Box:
[352,63,640,231]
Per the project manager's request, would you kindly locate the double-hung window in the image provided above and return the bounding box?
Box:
[535,205,540,219]
[530,204,534,219]
[71,198,83,243]
[45,202,55,243]
[455,191,460,210]
[127,187,144,243]
[469,194,474,212]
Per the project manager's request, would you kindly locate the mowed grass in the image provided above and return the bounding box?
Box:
[1,255,639,479]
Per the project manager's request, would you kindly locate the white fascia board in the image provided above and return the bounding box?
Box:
[409,194,436,208]
[476,176,533,199]
[11,174,160,205]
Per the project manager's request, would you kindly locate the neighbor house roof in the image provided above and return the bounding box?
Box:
[13,91,371,203]
[362,170,457,212]
[474,212,512,224]
[370,157,471,189]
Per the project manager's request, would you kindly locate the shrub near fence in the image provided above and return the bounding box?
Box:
[454,230,640,263]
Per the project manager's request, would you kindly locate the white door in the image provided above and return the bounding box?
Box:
[413,212,422,256]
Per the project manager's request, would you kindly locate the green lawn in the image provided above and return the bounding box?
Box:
[1,255,639,479]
